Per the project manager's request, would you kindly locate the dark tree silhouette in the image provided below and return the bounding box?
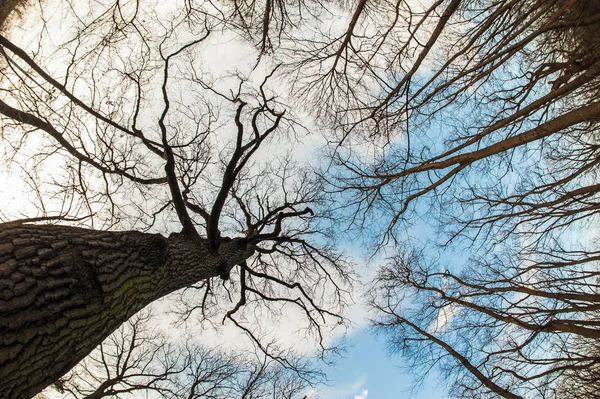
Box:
[0,1,349,398]
[4,0,600,398]
[322,0,600,397]
[45,310,313,399]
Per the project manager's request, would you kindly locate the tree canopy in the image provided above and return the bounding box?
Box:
[1,0,599,398]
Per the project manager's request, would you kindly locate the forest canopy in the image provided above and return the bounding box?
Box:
[1,0,599,398]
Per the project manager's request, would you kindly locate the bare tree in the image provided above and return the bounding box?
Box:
[550,334,600,399]
[368,248,600,399]
[0,1,350,398]
[5,0,599,397]
[321,0,600,397]
[0,0,26,29]
[43,309,313,399]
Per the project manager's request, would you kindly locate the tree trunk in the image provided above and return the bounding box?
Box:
[0,0,26,30]
[0,223,253,399]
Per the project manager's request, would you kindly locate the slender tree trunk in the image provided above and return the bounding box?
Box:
[0,223,253,399]
[0,0,26,30]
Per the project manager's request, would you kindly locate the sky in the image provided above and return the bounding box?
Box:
[315,328,448,399]
[1,1,453,398]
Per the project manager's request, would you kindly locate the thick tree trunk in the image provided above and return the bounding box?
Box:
[0,223,253,399]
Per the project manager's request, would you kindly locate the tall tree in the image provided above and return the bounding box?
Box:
[46,310,313,399]
[4,0,600,397]
[320,0,600,397]
[0,0,24,28]
[0,1,349,398]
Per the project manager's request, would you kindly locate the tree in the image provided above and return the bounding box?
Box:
[0,1,350,398]
[319,0,600,397]
[0,0,25,29]
[44,309,312,399]
[4,0,600,397]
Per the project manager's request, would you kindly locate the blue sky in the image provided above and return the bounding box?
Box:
[315,329,447,399]
[4,3,455,399]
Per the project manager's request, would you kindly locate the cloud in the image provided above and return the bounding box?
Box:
[317,374,368,399]
[428,302,459,334]
[354,389,369,399]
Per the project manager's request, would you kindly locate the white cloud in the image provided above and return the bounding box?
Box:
[354,389,369,399]
[428,302,459,334]
[317,374,368,399]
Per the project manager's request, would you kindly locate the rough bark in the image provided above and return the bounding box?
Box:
[0,222,254,399]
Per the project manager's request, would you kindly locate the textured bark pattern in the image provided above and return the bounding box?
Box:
[0,223,252,399]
